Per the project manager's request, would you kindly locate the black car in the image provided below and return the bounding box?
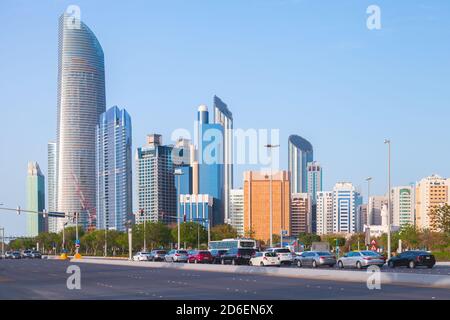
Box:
[210,249,228,264]
[31,251,42,259]
[220,248,256,266]
[388,251,436,269]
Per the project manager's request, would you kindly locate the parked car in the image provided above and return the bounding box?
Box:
[133,252,151,262]
[249,252,281,267]
[295,251,336,268]
[221,248,256,266]
[31,251,42,259]
[11,251,22,259]
[22,250,33,259]
[266,248,294,265]
[338,251,385,269]
[210,249,228,264]
[188,250,214,264]
[149,250,167,262]
[388,251,436,269]
[165,250,189,263]
[4,251,14,259]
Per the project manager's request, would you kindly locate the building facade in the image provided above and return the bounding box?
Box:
[244,171,291,243]
[291,193,311,236]
[229,189,244,237]
[333,182,360,234]
[57,13,106,231]
[96,106,133,232]
[47,141,58,233]
[136,134,177,224]
[391,186,415,228]
[179,194,213,229]
[368,195,388,226]
[316,191,334,235]
[415,175,450,231]
[288,135,313,194]
[26,162,46,237]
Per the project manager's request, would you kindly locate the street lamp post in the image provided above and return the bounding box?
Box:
[0,227,4,258]
[265,144,280,248]
[174,169,184,250]
[384,139,392,260]
[126,220,133,261]
[365,177,372,250]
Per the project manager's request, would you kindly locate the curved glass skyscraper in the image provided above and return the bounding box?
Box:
[288,135,313,194]
[57,13,106,231]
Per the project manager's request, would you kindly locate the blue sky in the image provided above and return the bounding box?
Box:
[1,0,450,236]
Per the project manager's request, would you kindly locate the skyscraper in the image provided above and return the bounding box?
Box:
[391,186,415,228]
[213,96,233,224]
[288,135,313,194]
[47,141,58,233]
[96,106,133,232]
[26,162,45,237]
[333,182,359,234]
[197,105,225,226]
[316,191,333,235]
[179,194,213,229]
[306,161,322,233]
[229,189,244,237]
[136,134,177,224]
[368,196,388,226]
[291,193,311,236]
[57,13,106,231]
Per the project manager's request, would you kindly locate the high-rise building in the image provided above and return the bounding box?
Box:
[333,182,360,234]
[26,162,46,237]
[391,186,415,228]
[288,135,313,194]
[316,191,333,235]
[136,134,177,224]
[57,13,106,232]
[368,196,388,226]
[357,204,368,232]
[197,105,224,226]
[415,175,450,231]
[47,141,58,233]
[96,106,133,232]
[179,194,213,229]
[306,161,322,233]
[291,193,311,236]
[229,189,244,237]
[244,171,291,243]
[213,96,233,224]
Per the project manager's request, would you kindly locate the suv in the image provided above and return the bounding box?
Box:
[220,248,256,266]
[22,250,33,259]
[165,250,189,263]
[388,251,436,269]
[149,250,167,262]
[266,248,294,265]
[210,249,228,264]
[31,251,42,259]
[188,251,214,264]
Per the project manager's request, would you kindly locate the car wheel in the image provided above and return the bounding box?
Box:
[297,260,302,268]
[260,262,265,267]
[312,261,318,268]
[338,261,344,269]
[388,261,395,269]
[249,261,253,266]
[356,261,362,270]
[408,261,416,269]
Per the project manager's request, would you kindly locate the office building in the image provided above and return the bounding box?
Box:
[47,141,58,233]
[357,204,368,233]
[391,186,415,228]
[179,194,213,229]
[229,189,244,237]
[291,193,311,235]
[57,13,106,231]
[306,161,322,233]
[333,182,360,234]
[26,162,46,237]
[368,196,388,226]
[96,106,133,232]
[244,171,291,243]
[316,191,333,235]
[288,135,313,194]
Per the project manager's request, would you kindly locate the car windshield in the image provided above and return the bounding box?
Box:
[317,252,332,256]
[238,249,256,255]
[178,251,188,254]
[362,251,379,256]
[275,249,291,253]
[199,251,210,255]
[156,251,166,254]
[265,252,278,257]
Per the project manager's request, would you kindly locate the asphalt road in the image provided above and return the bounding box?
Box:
[1,259,449,300]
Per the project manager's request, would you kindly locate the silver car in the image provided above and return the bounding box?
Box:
[338,251,385,269]
[165,250,189,263]
[295,251,336,268]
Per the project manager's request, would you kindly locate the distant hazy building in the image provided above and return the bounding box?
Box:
[333,182,361,234]
[229,189,244,237]
[96,106,133,232]
[244,171,291,243]
[57,13,106,231]
[136,134,177,224]
[179,194,213,229]
[316,191,333,235]
[391,186,415,228]
[368,196,388,226]
[288,135,313,194]
[26,162,46,237]
[415,175,450,231]
[47,141,58,233]
[291,193,311,236]
[213,96,233,224]
[306,161,322,233]
[357,204,368,233]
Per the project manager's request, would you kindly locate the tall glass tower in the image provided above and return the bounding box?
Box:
[47,141,58,233]
[288,135,313,194]
[213,96,233,224]
[96,106,133,232]
[56,13,106,231]
[26,162,45,237]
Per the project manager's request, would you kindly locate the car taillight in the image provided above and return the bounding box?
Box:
[175,254,180,256]
[364,257,372,261]
[320,257,327,260]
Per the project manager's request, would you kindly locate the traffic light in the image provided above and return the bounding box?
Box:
[16,206,21,215]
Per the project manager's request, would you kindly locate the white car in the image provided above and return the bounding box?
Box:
[266,248,294,265]
[133,252,151,262]
[250,252,281,267]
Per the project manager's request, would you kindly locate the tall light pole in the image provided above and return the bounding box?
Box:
[0,227,4,258]
[366,177,373,226]
[265,144,280,248]
[138,209,146,252]
[126,220,133,260]
[384,139,392,260]
[174,169,184,250]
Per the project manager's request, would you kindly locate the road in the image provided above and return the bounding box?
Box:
[1,260,449,300]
